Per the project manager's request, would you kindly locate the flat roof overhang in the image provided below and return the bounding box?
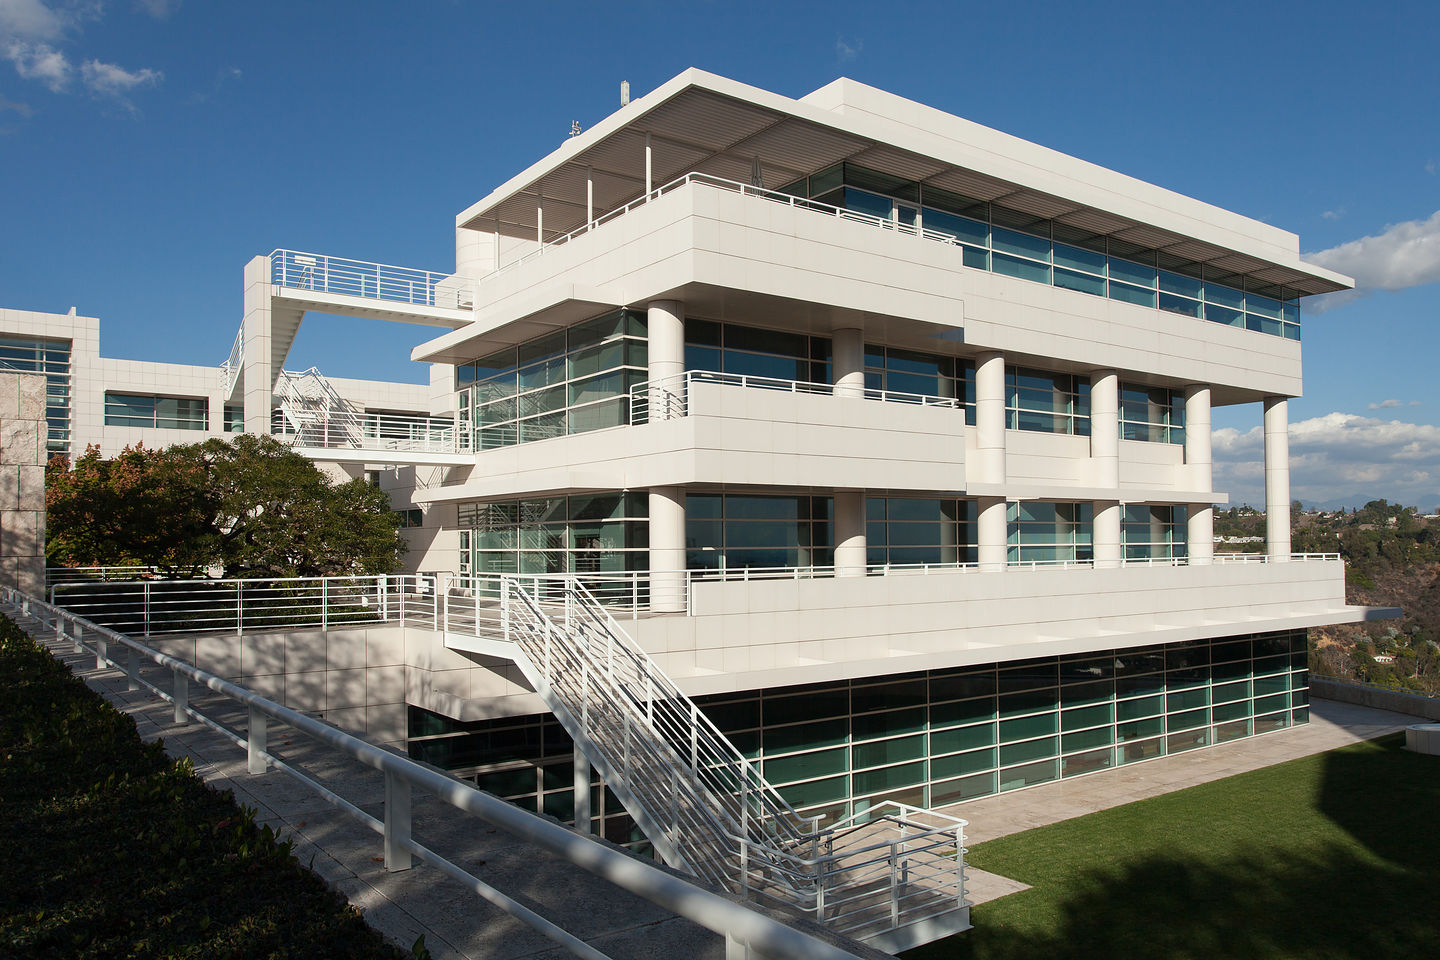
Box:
[456,69,1351,300]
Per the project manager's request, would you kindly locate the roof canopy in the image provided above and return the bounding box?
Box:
[457,71,1349,299]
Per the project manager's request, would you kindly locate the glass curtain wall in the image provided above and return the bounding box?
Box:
[1007,368,1090,435]
[866,498,978,566]
[1120,385,1186,443]
[685,494,833,571]
[412,631,1309,835]
[1122,505,1188,561]
[865,347,976,423]
[456,310,647,450]
[457,494,648,578]
[0,336,72,455]
[1008,502,1093,564]
[684,318,831,383]
[780,163,1302,341]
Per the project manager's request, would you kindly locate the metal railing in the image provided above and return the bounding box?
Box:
[499,576,969,945]
[482,172,973,282]
[46,565,167,588]
[270,249,478,311]
[1,585,870,960]
[630,370,967,425]
[220,327,244,396]
[292,411,467,455]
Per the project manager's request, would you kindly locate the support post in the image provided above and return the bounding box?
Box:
[977,497,1006,572]
[384,771,413,871]
[833,490,866,577]
[1093,501,1121,569]
[95,634,107,671]
[573,744,591,834]
[1264,397,1291,561]
[832,327,864,398]
[128,645,140,692]
[173,670,188,724]
[975,352,1006,485]
[1090,370,1119,488]
[644,131,652,198]
[248,705,268,774]
[649,486,686,613]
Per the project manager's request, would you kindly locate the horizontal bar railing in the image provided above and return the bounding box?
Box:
[629,369,966,425]
[482,172,972,282]
[285,412,468,454]
[269,249,478,312]
[1,585,868,960]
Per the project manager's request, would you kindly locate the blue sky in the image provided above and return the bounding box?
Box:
[2,0,1438,509]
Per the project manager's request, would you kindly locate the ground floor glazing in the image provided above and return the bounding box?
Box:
[408,629,1309,850]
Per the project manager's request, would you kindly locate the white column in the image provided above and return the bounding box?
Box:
[586,166,594,226]
[977,497,1006,572]
[834,490,866,577]
[536,197,544,246]
[1093,502,1121,569]
[1264,397,1291,561]
[647,299,685,420]
[649,486,686,613]
[1089,370,1119,488]
[1185,385,1212,489]
[832,327,864,397]
[645,132,653,198]
[241,255,272,435]
[1188,503,1214,565]
[975,352,1005,485]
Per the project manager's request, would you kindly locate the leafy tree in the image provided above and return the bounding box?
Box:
[45,444,217,575]
[46,435,404,578]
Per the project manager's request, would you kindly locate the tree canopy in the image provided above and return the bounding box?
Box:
[46,435,405,578]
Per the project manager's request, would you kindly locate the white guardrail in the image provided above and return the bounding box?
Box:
[45,554,1343,638]
[269,249,478,312]
[629,370,965,424]
[1,584,870,960]
[282,411,469,455]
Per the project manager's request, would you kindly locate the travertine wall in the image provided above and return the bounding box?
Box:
[0,373,47,595]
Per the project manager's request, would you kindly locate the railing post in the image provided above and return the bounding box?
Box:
[321,577,329,631]
[248,705,268,774]
[95,633,107,671]
[173,670,188,724]
[889,842,900,928]
[379,575,388,623]
[128,644,140,691]
[143,581,151,637]
[383,770,413,871]
[236,580,244,637]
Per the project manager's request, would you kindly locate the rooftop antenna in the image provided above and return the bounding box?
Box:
[570,120,582,138]
[620,80,631,107]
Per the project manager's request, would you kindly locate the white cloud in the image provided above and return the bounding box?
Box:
[1321,208,1343,221]
[0,0,66,41]
[835,36,862,62]
[81,57,159,97]
[5,38,68,89]
[134,0,180,18]
[1213,412,1440,509]
[0,90,31,114]
[1368,399,1403,410]
[1304,210,1440,312]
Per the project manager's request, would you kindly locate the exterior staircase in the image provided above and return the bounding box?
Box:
[275,367,365,447]
[500,576,971,951]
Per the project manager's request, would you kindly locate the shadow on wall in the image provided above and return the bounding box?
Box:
[904,735,1440,960]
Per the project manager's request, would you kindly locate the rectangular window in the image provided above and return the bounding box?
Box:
[104,393,208,431]
[0,335,72,455]
[1006,367,1089,435]
[1119,384,1185,444]
[1007,501,1093,565]
[1122,505,1188,561]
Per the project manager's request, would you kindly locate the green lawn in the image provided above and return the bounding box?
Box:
[0,614,408,959]
[907,733,1440,960]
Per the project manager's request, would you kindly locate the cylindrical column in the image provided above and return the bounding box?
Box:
[977,497,1006,572]
[1093,501,1121,568]
[1090,370,1119,489]
[586,166,594,226]
[649,486,686,612]
[832,327,864,398]
[1188,503,1213,565]
[1264,397,1291,561]
[975,353,1005,485]
[648,300,685,420]
[645,131,653,197]
[1185,385,1212,490]
[834,490,866,577]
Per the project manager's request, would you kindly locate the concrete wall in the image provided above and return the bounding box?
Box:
[149,624,411,746]
[1311,677,1440,722]
[0,373,47,594]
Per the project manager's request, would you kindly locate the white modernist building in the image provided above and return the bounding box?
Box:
[15,70,1397,950]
